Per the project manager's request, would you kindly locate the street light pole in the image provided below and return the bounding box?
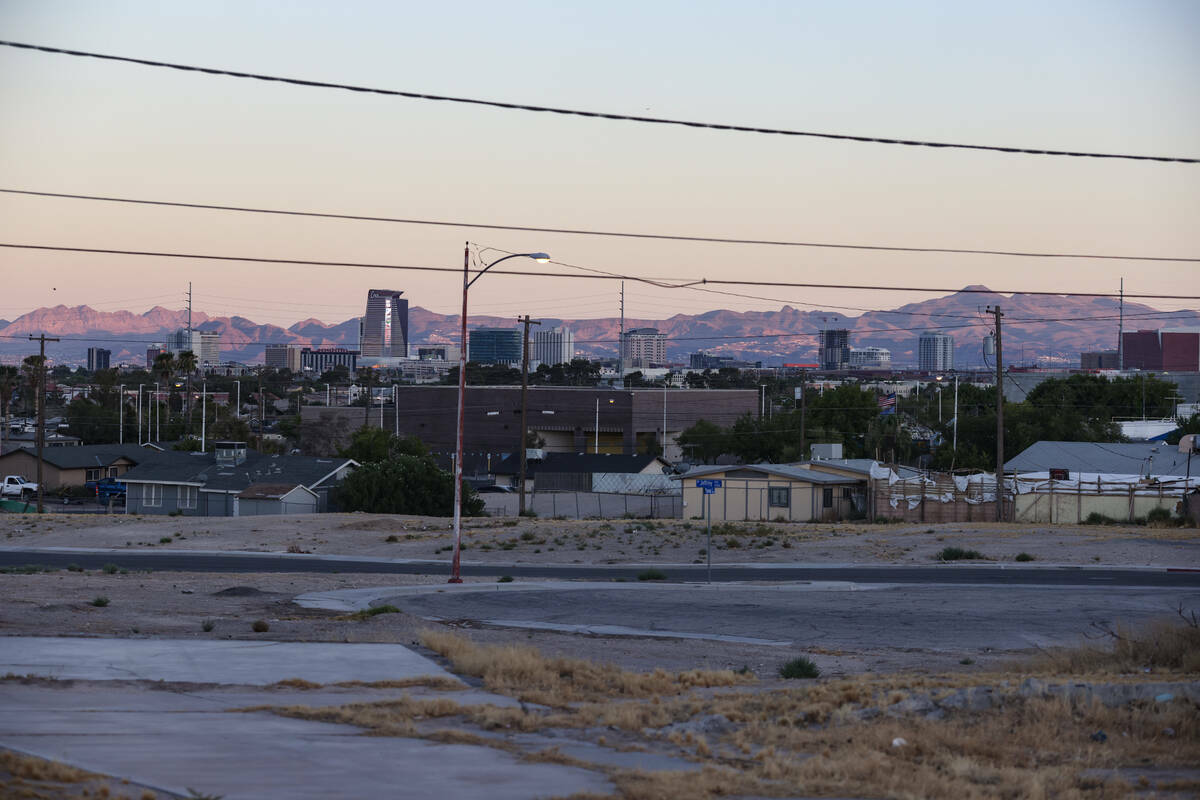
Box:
[119,384,124,444]
[450,245,549,583]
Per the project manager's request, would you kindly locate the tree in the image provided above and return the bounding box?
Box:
[152,352,176,436]
[333,455,484,516]
[0,365,17,453]
[339,428,428,464]
[176,350,198,433]
[319,364,350,384]
[676,419,730,464]
[21,355,44,415]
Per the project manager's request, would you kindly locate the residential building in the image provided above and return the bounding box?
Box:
[621,328,667,368]
[819,329,850,371]
[86,347,111,372]
[1004,440,1194,477]
[360,289,409,358]
[264,344,303,372]
[120,441,357,516]
[146,344,164,368]
[469,328,523,365]
[301,347,358,374]
[1122,329,1200,371]
[918,331,955,372]
[680,464,863,522]
[532,326,574,366]
[849,346,891,370]
[166,329,221,365]
[0,443,146,489]
[1081,350,1120,370]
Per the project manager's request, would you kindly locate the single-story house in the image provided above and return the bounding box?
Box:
[236,483,319,516]
[120,441,356,516]
[493,452,673,493]
[0,444,148,489]
[679,464,864,522]
[1004,441,1193,478]
[799,458,923,481]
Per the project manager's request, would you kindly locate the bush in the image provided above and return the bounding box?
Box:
[637,569,667,581]
[497,575,514,583]
[779,656,820,679]
[101,563,120,574]
[1015,552,1035,562]
[333,455,484,516]
[1085,512,1120,525]
[90,596,110,607]
[350,604,401,620]
[201,620,215,632]
[936,547,985,561]
[251,619,270,633]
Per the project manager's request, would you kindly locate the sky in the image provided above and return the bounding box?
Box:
[1,0,1198,330]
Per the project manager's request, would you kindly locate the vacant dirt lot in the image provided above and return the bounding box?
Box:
[4,511,1198,566]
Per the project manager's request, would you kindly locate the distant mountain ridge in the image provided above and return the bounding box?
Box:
[1,287,1196,368]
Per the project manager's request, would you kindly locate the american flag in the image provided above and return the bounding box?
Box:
[878,393,897,414]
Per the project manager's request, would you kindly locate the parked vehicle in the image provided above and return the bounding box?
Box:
[1,475,38,498]
[84,477,127,502]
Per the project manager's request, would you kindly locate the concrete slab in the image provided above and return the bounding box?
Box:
[1,708,613,800]
[0,636,460,686]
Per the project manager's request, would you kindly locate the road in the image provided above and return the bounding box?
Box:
[2,548,1198,587]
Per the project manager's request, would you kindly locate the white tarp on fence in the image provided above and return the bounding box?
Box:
[1011,472,1198,497]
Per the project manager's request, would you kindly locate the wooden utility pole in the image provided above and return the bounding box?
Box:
[987,305,1004,521]
[517,315,541,515]
[28,334,59,514]
[798,371,807,461]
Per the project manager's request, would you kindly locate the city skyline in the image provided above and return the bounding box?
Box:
[1,1,1197,329]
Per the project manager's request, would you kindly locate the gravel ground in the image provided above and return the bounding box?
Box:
[3,512,1198,566]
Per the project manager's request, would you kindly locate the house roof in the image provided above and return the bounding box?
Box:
[120,449,357,492]
[493,452,668,476]
[237,482,317,501]
[0,444,148,470]
[800,458,924,479]
[679,464,861,484]
[1004,441,1194,477]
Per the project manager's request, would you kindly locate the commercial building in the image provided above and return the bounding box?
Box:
[360,289,409,358]
[146,344,164,368]
[469,328,523,365]
[166,329,221,365]
[417,345,460,362]
[300,347,359,374]
[689,353,763,370]
[264,344,303,372]
[918,331,955,372]
[1122,329,1200,371]
[533,326,575,366]
[849,346,891,370]
[1081,350,1120,370]
[819,329,850,371]
[86,347,111,372]
[622,328,667,368]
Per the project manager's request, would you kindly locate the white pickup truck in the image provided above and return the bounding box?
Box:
[1,475,38,499]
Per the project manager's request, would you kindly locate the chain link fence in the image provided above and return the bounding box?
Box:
[481,491,681,519]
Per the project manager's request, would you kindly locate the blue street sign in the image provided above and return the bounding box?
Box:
[695,479,723,492]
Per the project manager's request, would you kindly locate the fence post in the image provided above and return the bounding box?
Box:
[624,494,628,517]
[552,493,557,518]
[576,492,581,519]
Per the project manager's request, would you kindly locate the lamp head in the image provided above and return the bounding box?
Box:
[528,252,551,263]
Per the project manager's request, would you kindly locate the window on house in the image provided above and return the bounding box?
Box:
[107,466,119,478]
[822,487,834,508]
[179,486,197,510]
[85,468,102,482]
[144,484,162,507]
[768,486,789,507]
[843,487,853,499]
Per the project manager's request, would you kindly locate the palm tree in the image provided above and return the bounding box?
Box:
[176,350,198,433]
[0,365,18,453]
[152,352,176,439]
[21,355,44,416]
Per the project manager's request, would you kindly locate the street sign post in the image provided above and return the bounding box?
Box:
[695,479,722,582]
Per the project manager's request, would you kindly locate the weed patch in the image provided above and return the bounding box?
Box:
[935,546,985,561]
[637,569,667,581]
[778,656,820,679]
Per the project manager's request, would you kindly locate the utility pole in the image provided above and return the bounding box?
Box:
[1117,277,1124,371]
[28,334,59,513]
[798,371,807,461]
[987,305,1004,522]
[517,315,541,515]
[617,282,625,387]
[118,384,124,444]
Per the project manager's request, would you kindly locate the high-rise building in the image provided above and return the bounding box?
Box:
[167,329,221,365]
[146,344,163,368]
[849,346,891,370]
[533,326,574,366]
[918,331,955,372]
[469,328,523,365]
[1122,329,1200,371]
[361,290,409,358]
[819,329,850,370]
[300,347,359,373]
[1081,350,1120,370]
[621,328,667,368]
[86,347,111,371]
[264,344,303,371]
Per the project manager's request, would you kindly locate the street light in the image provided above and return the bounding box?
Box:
[450,244,549,583]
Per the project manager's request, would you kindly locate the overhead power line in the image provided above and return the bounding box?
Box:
[1,40,1196,164]
[2,242,1198,300]
[3,188,1198,263]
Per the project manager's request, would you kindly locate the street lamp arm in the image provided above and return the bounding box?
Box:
[467,252,550,290]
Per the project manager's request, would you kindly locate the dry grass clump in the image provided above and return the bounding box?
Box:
[1027,612,1200,675]
[268,675,462,691]
[0,751,93,783]
[420,630,751,705]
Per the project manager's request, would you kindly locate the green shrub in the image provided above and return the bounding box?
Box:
[520,531,536,542]
[350,604,401,620]
[936,546,985,561]
[102,563,120,574]
[1015,552,1035,562]
[251,619,270,633]
[497,575,514,583]
[1147,507,1175,526]
[201,620,215,632]
[779,656,820,679]
[384,534,399,542]
[724,537,742,549]
[91,596,110,607]
[637,569,667,581]
[1085,512,1119,525]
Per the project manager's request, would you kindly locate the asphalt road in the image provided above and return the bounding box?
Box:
[2,549,1199,587]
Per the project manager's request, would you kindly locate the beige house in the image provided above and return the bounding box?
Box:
[0,444,149,490]
[680,464,863,522]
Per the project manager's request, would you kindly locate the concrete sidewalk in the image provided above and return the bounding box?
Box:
[0,637,614,799]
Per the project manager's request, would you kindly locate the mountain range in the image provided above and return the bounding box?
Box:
[1,286,1195,368]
